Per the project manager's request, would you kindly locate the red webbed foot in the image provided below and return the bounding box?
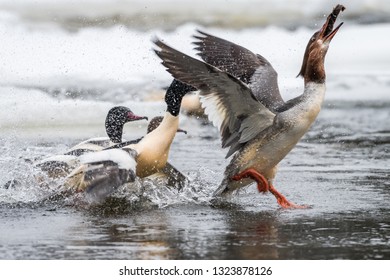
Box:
[269,184,309,209]
[231,168,308,209]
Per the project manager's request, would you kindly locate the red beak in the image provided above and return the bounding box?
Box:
[127,112,148,121]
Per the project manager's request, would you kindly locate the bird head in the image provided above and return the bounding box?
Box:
[298,4,345,82]
[105,106,148,143]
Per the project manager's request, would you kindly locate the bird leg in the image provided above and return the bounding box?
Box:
[231,168,307,209]
[231,168,269,193]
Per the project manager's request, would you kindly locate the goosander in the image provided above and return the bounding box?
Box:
[67,79,195,196]
[36,106,148,177]
[153,5,345,208]
[67,106,148,154]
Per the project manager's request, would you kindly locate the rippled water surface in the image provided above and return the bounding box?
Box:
[1,100,389,260]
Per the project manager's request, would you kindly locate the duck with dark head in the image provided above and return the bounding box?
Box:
[67,79,195,197]
[36,106,148,178]
[153,5,345,208]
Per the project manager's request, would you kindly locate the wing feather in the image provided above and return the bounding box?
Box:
[153,38,275,157]
[193,30,285,112]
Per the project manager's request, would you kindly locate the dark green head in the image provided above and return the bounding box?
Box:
[105,106,148,143]
[165,79,196,116]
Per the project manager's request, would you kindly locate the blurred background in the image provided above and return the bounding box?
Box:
[0,1,389,123]
[0,0,389,139]
[1,0,390,29]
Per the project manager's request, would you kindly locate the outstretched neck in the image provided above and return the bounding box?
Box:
[131,79,194,177]
[139,112,179,152]
[299,82,326,125]
[303,54,326,85]
[132,112,179,177]
[298,42,328,85]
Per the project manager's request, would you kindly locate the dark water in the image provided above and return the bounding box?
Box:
[1,100,389,260]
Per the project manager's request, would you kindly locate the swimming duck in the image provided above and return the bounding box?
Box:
[36,106,148,177]
[67,106,148,155]
[67,79,195,196]
[153,5,345,208]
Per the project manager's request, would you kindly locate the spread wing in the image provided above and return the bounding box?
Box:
[193,30,285,112]
[153,38,275,158]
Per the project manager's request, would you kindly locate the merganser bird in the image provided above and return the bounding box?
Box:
[153,5,345,208]
[67,79,195,196]
[68,106,148,154]
[36,106,148,177]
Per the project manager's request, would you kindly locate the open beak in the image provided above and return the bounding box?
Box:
[323,22,343,42]
[127,112,148,121]
[319,4,345,43]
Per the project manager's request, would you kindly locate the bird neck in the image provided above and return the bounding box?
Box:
[299,45,328,85]
[297,82,326,125]
[303,53,326,85]
[140,112,178,149]
[105,123,123,143]
[132,112,179,177]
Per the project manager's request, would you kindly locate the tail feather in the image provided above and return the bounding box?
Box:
[213,176,231,197]
[213,175,253,197]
